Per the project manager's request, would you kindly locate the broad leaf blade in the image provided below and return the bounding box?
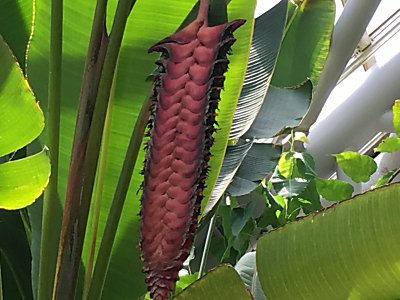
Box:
[272,0,335,86]
[0,0,32,66]
[0,36,44,157]
[235,252,267,300]
[229,0,288,139]
[173,265,252,300]
[334,151,377,183]
[257,183,400,300]
[0,36,48,211]
[374,136,400,153]
[0,150,50,210]
[244,81,312,139]
[205,1,287,212]
[315,177,353,201]
[226,143,281,197]
[202,0,257,211]
[205,139,253,214]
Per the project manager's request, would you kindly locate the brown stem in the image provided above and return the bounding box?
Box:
[52,2,109,299]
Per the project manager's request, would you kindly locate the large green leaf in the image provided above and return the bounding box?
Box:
[0,0,32,66]
[226,143,281,196]
[0,36,44,158]
[217,0,335,201]
[257,183,400,300]
[235,252,266,300]
[334,151,377,183]
[272,0,335,87]
[244,81,312,138]
[228,0,288,139]
[0,35,49,210]
[25,0,255,298]
[0,151,50,210]
[205,139,253,214]
[207,1,287,209]
[173,265,252,300]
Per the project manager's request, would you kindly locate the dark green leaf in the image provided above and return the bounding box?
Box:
[245,81,313,138]
[208,0,288,212]
[297,180,322,213]
[0,210,33,300]
[226,177,260,197]
[0,0,32,66]
[231,201,257,236]
[293,152,317,179]
[232,219,255,257]
[271,167,309,198]
[207,139,253,214]
[235,143,281,181]
[230,0,288,138]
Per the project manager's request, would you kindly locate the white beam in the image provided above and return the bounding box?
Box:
[299,0,382,131]
[307,52,400,178]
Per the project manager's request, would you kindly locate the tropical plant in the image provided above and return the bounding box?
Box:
[1,0,399,300]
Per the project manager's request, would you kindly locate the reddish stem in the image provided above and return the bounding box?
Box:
[197,0,209,25]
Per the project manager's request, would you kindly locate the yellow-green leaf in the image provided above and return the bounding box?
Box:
[334,151,377,183]
[0,150,50,210]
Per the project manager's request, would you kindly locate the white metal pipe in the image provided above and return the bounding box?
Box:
[299,0,382,131]
[307,51,400,178]
[362,141,400,192]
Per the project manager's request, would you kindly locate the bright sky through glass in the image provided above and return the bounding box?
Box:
[254,0,400,124]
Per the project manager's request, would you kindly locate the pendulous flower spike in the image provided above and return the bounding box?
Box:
[140,0,245,299]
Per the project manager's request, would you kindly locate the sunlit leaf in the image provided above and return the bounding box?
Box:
[0,150,50,210]
[173,265,251,300]
[374,136,400,153]
[334,151,377,183]
[393,100,400,136]
[257,183,400,300]
[374,170,396,188]
[277,152,295,178]
[0,36,44,157]
[0,35,48,210]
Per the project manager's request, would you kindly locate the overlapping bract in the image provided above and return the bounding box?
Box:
[140,2,245,299]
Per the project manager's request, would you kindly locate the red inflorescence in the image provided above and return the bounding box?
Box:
[140,1,245,299]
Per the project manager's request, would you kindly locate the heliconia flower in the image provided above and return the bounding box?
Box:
[140,0,245,299]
